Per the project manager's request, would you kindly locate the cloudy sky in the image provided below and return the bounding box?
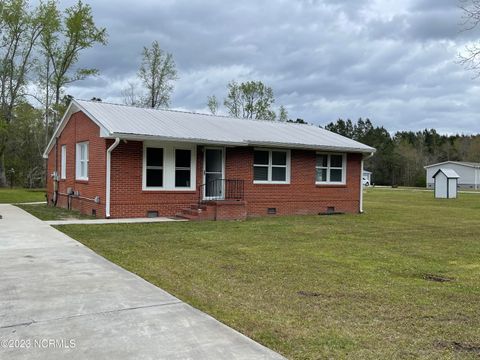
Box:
[59,0,479,134]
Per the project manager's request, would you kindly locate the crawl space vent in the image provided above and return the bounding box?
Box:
[267,207,277,215]
[147,210,159,218]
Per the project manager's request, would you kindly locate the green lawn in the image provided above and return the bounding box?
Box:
[0,188,45,203]
[16,203,94,221]
[56,189,480,359]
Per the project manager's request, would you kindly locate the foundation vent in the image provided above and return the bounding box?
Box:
[267,207,277,215]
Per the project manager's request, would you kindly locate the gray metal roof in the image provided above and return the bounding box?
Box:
[424,161,480,169]
[433,168,460,178]
[44,99,375,157]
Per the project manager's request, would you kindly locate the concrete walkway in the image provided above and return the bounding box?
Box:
[0,204,284,360]
[45,216,186,226]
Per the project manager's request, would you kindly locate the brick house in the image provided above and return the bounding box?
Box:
[43,100,375,220]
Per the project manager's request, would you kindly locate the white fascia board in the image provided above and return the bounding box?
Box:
[43,101,76,158]
[103,133,246,147]
[42,99,112,158]
[246,141,376,154]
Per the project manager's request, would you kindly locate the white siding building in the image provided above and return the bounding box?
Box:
[425,161,480,190]
[363,170,372,185]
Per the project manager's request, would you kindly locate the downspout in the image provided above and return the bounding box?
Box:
[360,152,374,213]
[105,138,120,218]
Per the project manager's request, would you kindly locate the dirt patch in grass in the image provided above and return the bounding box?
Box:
[435,341,480,355]
[297,290,322,297]
[423,274,455,283]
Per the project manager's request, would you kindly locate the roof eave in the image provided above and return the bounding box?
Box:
[105,133,376,153]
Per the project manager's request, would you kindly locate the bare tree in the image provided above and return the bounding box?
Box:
[122,81,141,106]
[459,0,480,75]
[138,40,178,108]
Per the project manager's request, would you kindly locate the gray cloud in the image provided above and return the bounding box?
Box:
[57,0,480,134]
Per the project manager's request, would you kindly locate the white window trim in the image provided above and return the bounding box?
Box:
[253,148,291,184]
[315,153,347,185]
[142,142,197,191]
[174,148,193,188]
[143,145,165,190]
[75,141,89,181]
[60,145,67,180]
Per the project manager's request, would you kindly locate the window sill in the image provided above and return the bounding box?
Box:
[142,189,196,193]
[253,181,290,185]
[75,179,89,184]
[316,183,347,188]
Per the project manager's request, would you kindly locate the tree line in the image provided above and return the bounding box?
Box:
[325,118,480,187]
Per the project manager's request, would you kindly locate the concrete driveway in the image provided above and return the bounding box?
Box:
[0,204,284,360]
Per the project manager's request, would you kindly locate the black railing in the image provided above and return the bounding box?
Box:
[199,179,245,203]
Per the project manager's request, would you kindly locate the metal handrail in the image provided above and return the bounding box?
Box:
[199,179,244,203]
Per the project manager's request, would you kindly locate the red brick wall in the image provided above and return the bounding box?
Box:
[108,140,202,218]
[47,111,107,217]
[48,112,362,219]
[225,147,361,216]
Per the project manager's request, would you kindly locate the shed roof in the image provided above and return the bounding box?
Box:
[44,99,375,157]
[433,168,460,179]
[424,161,480,169]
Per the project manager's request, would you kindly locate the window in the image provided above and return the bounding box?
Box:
[60,145,66,179]
[75,142,89,180]
[316,153,346,184]
[145,147,164,187]
[175,149,191,187]
[253,149,290,183]
[143,143,196,191]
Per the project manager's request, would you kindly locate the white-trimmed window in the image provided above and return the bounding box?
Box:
[143,143,196,191]
[60,145,67,179]
[75,142,89,181]
[316,153,346,184]
[145,147,164,187]
[253,149,290,184]
[175,149,191,187]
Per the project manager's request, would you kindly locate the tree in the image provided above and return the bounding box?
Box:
[207,95,218,115]
[0,0,47,186]
[324,119,354,138]
[138,40,177,108]
[39,0,107,137]
[5,102,45,188]
[459,0,480,75]
[278,105,288,122]
[224,80,276,120]
[122,82,141,106]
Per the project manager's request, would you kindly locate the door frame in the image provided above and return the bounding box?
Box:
[203,147,225,200]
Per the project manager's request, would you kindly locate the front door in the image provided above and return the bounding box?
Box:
[204,148,224,200]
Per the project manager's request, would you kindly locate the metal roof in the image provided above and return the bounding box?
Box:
[44,99,376,157]
[433,168,460,178]
[424,161,480,169]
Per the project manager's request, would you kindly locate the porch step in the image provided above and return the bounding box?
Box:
[176,205,216,221]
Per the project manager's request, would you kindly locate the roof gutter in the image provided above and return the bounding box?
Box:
[105,137,120,218]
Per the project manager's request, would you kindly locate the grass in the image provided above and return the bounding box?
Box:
[17,203,94,221]
[56,189,480,359]
[0,187,45,203]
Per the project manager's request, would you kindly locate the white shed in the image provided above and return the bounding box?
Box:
[425,161,480,190]
[363,170,372,186]
[433,168,459,199]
